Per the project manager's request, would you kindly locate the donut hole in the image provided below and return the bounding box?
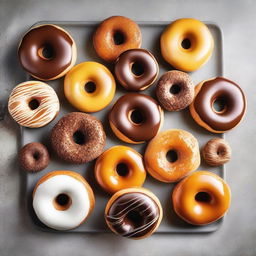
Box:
[29,99,40,110]
[33,151,40,161]
[181,38,192,50]
[54,193,72,211]
[38,43,55,60]
[113,31,125,45]
[217,146,226,157]
[73,130,86,145]
[166,150,178,163]
[195,192,212,203]
[131,62,144,77]
[84,81,96,93]
[170,84,182,95]
[213,97,227,114]
[129,109,144,125]
[116,163,129,177]
[125,210,144,228]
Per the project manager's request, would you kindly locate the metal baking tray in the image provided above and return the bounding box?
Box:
[20,20,224,234]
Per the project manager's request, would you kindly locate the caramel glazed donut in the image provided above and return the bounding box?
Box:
[105,188,163,239]
[18,24,77,80]
[33,171,95,230]
[93,16,142,62]
[8,81,60,128]
[190,77,247,133]
[114,49,159,91]
[109,93,163,144]
[172,171,231,225]
[51,112,106,164]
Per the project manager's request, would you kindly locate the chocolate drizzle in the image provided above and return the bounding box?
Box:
[106,192,160,238]
[18,25,74,80]
[194,77,246,131]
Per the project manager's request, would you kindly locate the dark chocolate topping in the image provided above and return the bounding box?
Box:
[115,49,158,91]
[18,25,74,80]
[194,77,246,131]
[106,192,160,238]
[109,93,162,142]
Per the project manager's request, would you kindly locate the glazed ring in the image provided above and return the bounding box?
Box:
[109,93,163,144]
[95,145,146,193]
[172,171,231,225]
[189,77,247,133]
[202,138,231,166]
[114,49,159,91]
[51,112,106,164]
[160,18,214,72]
[156,70,194,111]
[144,129,200,183]
[8,81,60,128]
[33,170,95,230]
[105,187,163,239]
[19,142,49,172]
[93,16,142,62]
[64,62,116,112]
[18,24,77,80]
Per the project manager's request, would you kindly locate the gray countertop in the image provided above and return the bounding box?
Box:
[0,0,255,255]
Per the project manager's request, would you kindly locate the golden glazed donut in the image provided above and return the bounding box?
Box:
[18,24,77,80]
[161,18,214,72]
[172,171,231,225]
[8,81,60,128]
[93,16,142,62]
[144,129,200,183]
[95,145,146,193]
[64,62,116,112]
[189,77,247,133]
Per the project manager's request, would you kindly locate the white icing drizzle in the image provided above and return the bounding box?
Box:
[8,81,60,128]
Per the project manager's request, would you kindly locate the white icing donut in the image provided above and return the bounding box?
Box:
[33,172,94,230]
[8,81,60,128]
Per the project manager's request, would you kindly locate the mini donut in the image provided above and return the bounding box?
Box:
[156,70,194,111]
[95,145,146,193]
[144,129,200,183]
[114,49,159,91]
[18,24,77,80]
[161,18,214,72]
[109,93,163,144]
[8,81,60,128]
[19,142,49,172]
[64,62,116,112]
[189,77,247,133]
[172,171,231,225]
[33,170,95,230]
[51,112,106,164]
[202,138,231,166]
[93,16,142,62]
[105,187,162,239]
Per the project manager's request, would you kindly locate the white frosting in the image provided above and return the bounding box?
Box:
[33,174,92,230]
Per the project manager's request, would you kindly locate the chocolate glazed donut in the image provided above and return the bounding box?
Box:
[105,192,161,238]
[18,24,76,80]
[190,77,246,132]
[109,93,163,143]
[115,49,159,91]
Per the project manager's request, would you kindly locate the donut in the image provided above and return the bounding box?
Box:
[144,129,200,183]
[172,171,231,225]
[18,24,77,80]
[33,170,95,230]
[105,187,162,239]
[202,138,231,166]
[95,145,146,193]
[160,18,214,72]
[156,70,194,111]
[8,81,60,128]
[64,62,116,112]
[189,77,247,133]
[19,142,49,172]
[93,16,142,62]
[51,112,106,164]
[109,93,163,144]
[114,49,159,91]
